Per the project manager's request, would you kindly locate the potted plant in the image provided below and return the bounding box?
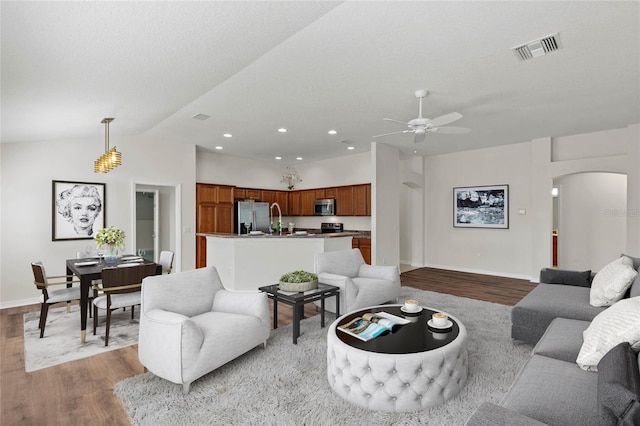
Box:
[279,270,318,292]
[94,226,125,264]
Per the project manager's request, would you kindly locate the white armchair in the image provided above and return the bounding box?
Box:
[138,267,270,393]
[314,248,401,314]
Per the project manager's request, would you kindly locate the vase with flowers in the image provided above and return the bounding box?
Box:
[94,226,125,264]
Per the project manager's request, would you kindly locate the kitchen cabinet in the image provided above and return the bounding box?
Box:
[353,184,371,216]
[246,189,262,200]
[196,183,235,268]
[335,186,354,216]
[352,237,371,264]
[314,189,326,199]
[288,191,302,216]
[325,187,337,199]
[301,190,316,216]
[261,190,276,206]
[275,191,289,216]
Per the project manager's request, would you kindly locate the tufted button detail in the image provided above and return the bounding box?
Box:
[366,393,371,398]
[392,397,397,401]
[405,383,410,387]
[379,382,384,387]
[429,378,435,383]
[367,367,371,371]
[391,369,396,374]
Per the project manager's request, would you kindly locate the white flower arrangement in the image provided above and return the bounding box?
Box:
[94,226,125,249]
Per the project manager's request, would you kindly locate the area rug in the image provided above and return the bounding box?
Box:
[114,287,533,426]
[23,304,139,372]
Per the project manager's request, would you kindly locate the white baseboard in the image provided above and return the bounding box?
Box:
[0,297,39,310]
[425,263,533,282]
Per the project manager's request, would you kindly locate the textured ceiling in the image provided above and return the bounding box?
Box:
[2,1,639,163]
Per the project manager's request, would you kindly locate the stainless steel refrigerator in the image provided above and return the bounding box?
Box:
[235,201,270,234]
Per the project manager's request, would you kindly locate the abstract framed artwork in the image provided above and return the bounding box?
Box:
[453,184,508,229]
[52,180,106,241]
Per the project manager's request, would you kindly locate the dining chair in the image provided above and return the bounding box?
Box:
[31,261,82,338]
[92,263,161,346]
[158,250,174,274]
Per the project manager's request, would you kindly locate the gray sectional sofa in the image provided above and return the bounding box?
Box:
[466,317,640,425]
[465,255,640,425]
[512,255,640,345]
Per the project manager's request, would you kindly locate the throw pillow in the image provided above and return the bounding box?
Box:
[577,296,640,371]
[539,268,592,287]
[597,342,640,426]
[590,256,638,307]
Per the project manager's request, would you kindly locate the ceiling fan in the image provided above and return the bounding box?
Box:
[372,89,471,144]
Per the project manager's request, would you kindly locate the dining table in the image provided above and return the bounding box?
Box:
[66,255,159,343]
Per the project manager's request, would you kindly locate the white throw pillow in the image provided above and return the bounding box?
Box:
[590,256,638,307]
[576,296,640,371]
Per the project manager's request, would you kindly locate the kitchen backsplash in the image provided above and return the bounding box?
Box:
[282,216,371,231]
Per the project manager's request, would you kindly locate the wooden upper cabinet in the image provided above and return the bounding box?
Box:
[301,190,316,216]
[353,184,371,216]
[197,183,234,204]
[261,190,276,206]
[246,189,262,200]
[275,191,289,216]
[314,189,326,199]
[233,187,246,200]
[288,191,302,216]
[325,187,337,199]
[335,186,354,216]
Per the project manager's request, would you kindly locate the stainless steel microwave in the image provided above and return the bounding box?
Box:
[314,198,335,216]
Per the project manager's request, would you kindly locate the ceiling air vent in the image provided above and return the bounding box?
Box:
[512,33,561,61]
[192,113,210,120]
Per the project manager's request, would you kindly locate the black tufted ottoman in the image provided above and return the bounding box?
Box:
[327,305,468,412]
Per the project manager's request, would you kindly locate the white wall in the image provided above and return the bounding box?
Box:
[372,142,400,266]
[424,142,533,278]
[0,135,195,306]
[409,124,639,280]
[555,172,627,271]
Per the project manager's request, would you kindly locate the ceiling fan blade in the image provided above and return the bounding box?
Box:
[414,133,426,143]
[372,130,413,139]
[383,118,410,125]
[429,112,463,127]
[429,126,471,134]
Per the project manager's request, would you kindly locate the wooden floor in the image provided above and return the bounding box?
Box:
[0,267,536,425]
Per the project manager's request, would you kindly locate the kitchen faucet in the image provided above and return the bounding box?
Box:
[270,202,282,236]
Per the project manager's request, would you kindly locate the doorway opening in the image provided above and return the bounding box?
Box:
[131,182,182,272]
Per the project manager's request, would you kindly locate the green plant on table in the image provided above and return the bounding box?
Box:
[279,270,317,283]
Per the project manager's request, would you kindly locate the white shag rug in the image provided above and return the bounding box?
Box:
[23,304,139,372]
[114,288,532,426]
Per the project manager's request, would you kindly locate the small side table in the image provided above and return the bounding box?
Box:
[258,283,340,344]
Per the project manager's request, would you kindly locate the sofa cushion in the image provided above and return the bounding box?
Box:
[597,342,640,426]
[501,354,599,426]
[533,318,590,363]
[630,267,640,298]
[511,283,605,344]
[540,268,592,287]
[590,256,638,307]
[577,296,640,371]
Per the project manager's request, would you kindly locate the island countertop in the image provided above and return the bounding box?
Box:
[201,233,355,291]
[196,231,363,239]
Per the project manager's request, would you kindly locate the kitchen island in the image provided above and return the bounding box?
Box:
[199,232,357,291]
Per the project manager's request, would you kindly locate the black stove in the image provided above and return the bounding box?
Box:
[321,222,344,233]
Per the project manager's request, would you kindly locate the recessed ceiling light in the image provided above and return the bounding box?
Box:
[347,146,355,150]
[275,156,282,160]
[215,146,223,150]
[192,113,210,120]
[223,133,232,138]
[296,157,303,161]
[328,130,337,135]
[278,128,287,133]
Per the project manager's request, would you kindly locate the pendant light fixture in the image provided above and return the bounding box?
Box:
[94,117,122,173]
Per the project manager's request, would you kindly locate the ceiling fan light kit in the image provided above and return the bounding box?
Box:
[372,89,471,145]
